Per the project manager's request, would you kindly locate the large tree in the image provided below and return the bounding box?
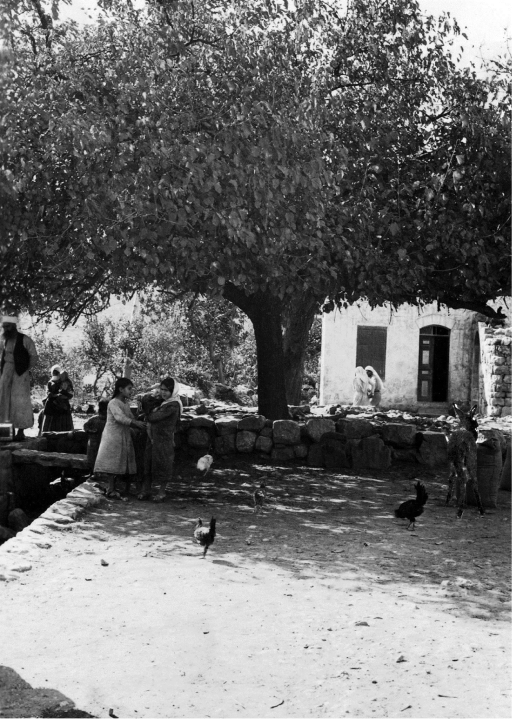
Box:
[1,0,510,417]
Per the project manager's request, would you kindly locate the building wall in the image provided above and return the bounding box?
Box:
[320,301,479,411]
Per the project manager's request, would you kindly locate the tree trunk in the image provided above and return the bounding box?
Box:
[223,283,288,420]
[282,292,321,405]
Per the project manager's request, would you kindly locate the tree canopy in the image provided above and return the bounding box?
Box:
[1,0,510,417]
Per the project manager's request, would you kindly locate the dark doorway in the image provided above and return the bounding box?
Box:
[417,326,450,402]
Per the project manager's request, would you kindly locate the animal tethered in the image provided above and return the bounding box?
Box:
[446,404,484,519]
[193,517,216,558]
[197,451,213,476]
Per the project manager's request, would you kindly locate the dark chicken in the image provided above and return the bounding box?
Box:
[193,517,216,557]
[253,482,266,513]
[394,481,428,530]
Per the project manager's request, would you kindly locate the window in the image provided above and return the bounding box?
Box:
[356,326,387,380]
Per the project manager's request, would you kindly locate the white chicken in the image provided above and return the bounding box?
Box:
[197,452,213,476]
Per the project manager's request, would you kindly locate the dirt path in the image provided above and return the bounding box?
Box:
[1,457,511,718]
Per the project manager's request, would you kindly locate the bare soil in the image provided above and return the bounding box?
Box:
[1,455,510,718]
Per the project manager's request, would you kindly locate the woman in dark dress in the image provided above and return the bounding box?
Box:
[138,377,182,502]
[41,369,74,432]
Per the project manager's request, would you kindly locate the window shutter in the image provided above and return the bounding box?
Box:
[356,326,387,380]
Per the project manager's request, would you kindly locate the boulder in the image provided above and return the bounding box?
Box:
[351,436,392,470]
[0,525,15,545]
[236,431,258,454]
[238,415,266,432]
[271,445,296,462]
[7,508,30,533]
[336,418,375,439]
[416,431,448,466]
[305,417,336,442]
[0,492,11,525]
[380,423,418,448]
[259,426,273,438]
[214,434,236,455]
[12,450,89,471]
[255,436,273,454]
[307,444,325,467]
[215,417,239,435]
[0,450,13,493]
[293,443,309,459]
[392,449,419,464]
[187,428,211,449]
[320,432,349,469]
[190,416,216,429]
[273,420,301,445]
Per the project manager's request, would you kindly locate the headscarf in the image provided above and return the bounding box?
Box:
[1,315,18,324]
[353,366,369,393]
[147,377,183,442]
[365,366,384,392]
[159,376,183,418]
[50,364,61,376]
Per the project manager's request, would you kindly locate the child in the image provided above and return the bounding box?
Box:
[83,399,109,469]
[365,366,384,407]
[138,377,182,502]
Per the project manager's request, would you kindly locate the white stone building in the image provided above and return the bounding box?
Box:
[320,300,511,416]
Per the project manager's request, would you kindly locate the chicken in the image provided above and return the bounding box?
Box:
[253,482,266,513]
[394,481,428,530]
[197,452,213,476]
[193,517,216,557]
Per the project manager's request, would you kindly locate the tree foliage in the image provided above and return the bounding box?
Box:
[1,0,510,417]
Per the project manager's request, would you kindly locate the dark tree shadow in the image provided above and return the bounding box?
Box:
[0,666,94,718]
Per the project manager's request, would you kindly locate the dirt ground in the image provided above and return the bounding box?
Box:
[1,455,511,718]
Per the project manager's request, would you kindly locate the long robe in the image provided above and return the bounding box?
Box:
[41,378,74,432]
[142,399,181,490]
[93,397,137,476]
[0,333,38,429]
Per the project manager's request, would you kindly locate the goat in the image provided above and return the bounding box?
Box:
[445,404,484,519]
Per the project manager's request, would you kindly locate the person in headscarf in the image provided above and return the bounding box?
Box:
[41,368,74,432]
[0,313,38,440]
[138,377,183,502]
[365,366,384,407]
[352,366,370,406]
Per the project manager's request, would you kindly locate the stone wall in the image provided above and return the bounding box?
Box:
[479,324,512,417]
[174,413,449,471]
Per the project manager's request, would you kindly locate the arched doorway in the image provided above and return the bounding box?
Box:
[417,325,450,402]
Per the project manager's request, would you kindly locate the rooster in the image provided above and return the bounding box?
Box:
[253,482,266,513]
[193,517,216,557]
[394,481,428,530]
[197,451,213,476]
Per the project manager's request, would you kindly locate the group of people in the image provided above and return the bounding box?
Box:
[90,376,183,502]
[353,365,384,407]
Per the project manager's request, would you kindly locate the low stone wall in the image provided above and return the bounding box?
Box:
[174,413,449,471]
[480,324,512,417]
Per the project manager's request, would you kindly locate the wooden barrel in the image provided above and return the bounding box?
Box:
[467,438,503,508]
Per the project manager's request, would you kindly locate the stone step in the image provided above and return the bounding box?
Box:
[11,450,90,471]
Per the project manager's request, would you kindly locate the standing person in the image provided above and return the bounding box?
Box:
[138,377,182,502]
[93,378,146,500]
[83,398,109,469]
[41,369,74,432]
[365,366,384,407]
[352,366,370,406]
[0,313,38,441]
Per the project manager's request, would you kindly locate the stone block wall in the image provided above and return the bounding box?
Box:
[479,324,512,417]
[174,414,448,471]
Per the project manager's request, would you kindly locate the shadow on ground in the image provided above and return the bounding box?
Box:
[0,665,94,718]
[86,455,511,622]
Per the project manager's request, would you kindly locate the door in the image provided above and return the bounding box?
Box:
[417,326,450,402]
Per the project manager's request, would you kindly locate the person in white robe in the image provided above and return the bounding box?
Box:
[0,314,38,440]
